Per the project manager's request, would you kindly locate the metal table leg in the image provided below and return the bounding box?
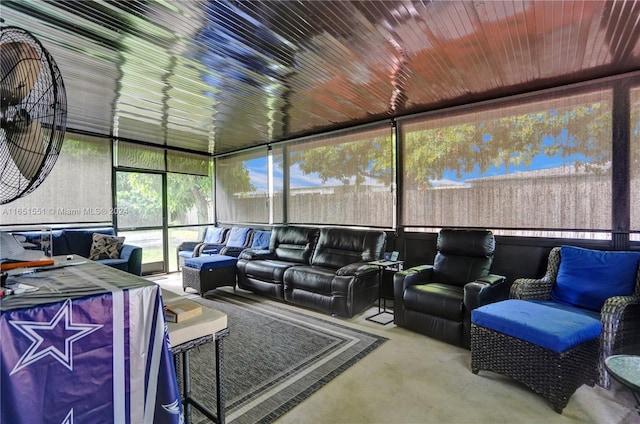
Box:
[174,327,230,424]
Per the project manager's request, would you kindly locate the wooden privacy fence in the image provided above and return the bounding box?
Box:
[218,172,635,232]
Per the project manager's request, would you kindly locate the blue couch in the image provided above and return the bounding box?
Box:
[15,228,142,275]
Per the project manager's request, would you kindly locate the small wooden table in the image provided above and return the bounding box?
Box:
[164,291,229,424]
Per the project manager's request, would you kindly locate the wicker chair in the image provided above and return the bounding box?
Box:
[510,246,640,389]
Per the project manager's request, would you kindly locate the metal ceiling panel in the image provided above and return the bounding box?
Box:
[2,0,639,156]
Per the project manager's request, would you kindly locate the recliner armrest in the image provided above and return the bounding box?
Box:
[463,273,508,310]
[177,241,200,252]
[196,242,225,256]
[239,249,276,260]
[220,246,247,257]
[475,274,506,286]
[394,265,434,287]
[120,244,142,276]
[335,262,379,277]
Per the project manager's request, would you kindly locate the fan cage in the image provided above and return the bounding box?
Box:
[0,25,67,204]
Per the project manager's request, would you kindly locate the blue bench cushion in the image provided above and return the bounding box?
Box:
[472,299,602,353]
[184,255,237,271]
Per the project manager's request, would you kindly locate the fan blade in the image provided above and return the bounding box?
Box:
[0,42,41,107]
[5,118,45,181]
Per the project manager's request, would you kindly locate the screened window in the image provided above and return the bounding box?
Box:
[286,126,394,227]
[400,89,612,238]
[115,141,164,170]
[215,148,272,224]
[631,85,640,240]
[0,133,112,226]
[167,151,213,226]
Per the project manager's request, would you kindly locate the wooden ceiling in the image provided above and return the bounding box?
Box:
[3,0,640,156]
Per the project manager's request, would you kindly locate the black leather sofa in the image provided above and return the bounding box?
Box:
[236,226,386,317]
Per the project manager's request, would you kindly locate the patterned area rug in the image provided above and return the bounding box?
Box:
[178,290,387,424]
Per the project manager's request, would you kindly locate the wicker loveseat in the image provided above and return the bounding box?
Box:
[510,246,640,388]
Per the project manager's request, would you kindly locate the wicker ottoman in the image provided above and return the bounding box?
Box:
[183,255,238,296]
[470,300,601,413]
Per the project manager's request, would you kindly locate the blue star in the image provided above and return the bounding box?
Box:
[9,299,103,375]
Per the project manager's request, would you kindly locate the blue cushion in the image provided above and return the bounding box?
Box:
[251,230,271,249]
[178,250,195,259]
[551,246,640,311]
[472,299,602,353]
[226,227,251,248]
[528,300,601,320]
[203,227,225,244]
[51,230,70,255]
[184,255,237,271]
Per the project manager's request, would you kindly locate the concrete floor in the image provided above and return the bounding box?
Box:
[151,272,638,424]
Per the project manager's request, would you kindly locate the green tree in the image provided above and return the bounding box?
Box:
[167,173,211,224]
[216,159,255,194]
[404,123,476,188]
[476,111,547,174]
[288,135,392,188]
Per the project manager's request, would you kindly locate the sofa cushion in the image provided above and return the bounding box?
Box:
[65,228,115,257]
[311,228,385,269]
[89,233,125,260]
[96,258,128,271]
[271,226,319,264]
[472,299,602,353]
[203,226,226,244]
[551,245,640,311]
[51,230,70,255]
[244,259,296,283]
[284,266,336,295]
[404,283,464,321]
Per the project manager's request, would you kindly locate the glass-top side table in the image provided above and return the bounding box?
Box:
[605,355,640,415]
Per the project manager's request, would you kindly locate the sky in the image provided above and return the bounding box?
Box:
[243,132,599,192]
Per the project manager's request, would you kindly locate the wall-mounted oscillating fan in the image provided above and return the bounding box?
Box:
[0,25,67,204]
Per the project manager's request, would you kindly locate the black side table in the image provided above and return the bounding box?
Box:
[605,355,640,415]
[366,260,403,325]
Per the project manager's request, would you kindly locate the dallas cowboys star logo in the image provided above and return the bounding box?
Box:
[9,299,103,375]
[162,398,184,424]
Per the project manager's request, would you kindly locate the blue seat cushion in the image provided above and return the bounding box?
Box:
[178,250,195,259]
[552,245,640,311]
[184,255,237,271]
[472,299,602,353]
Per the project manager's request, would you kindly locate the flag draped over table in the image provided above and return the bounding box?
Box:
[1,284,182,424]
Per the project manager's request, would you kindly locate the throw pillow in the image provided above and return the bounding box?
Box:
[251,230,271,249]
[551,245,640,311]
[226,227,252,248]
[89,233,125,260]
[203,227,225,244]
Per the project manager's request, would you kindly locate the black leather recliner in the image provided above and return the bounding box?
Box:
[393,228,507,348]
